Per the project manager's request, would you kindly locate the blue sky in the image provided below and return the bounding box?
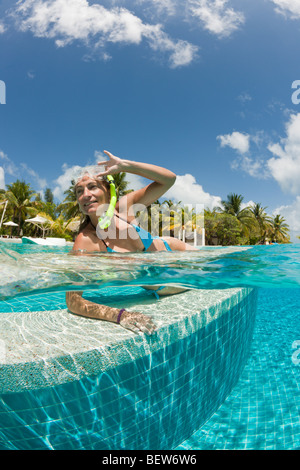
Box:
[1,0,300,241]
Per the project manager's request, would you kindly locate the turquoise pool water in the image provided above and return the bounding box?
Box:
[0,286,257,449]
[1,243,300,301]
[177,287,300,450]
[0,241,299,449]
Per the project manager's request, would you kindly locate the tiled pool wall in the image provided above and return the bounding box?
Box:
[0,288,257,450]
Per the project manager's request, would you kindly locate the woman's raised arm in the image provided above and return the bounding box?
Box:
[96,150,176,212]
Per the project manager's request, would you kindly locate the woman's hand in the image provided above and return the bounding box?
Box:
[96,150,124,176]
[119,310,157,336]
[96,148,176,215]
[66,292,157,335]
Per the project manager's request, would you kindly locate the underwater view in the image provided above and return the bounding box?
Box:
[0,241,299,449]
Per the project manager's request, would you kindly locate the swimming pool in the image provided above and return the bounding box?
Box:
[0,241,299,449]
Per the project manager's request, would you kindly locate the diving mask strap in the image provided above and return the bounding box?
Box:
[96,175,117,236]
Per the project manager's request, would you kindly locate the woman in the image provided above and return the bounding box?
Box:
[66,150,197,335]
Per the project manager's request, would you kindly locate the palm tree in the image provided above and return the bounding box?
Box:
[0,188,6,201]
[50,214,74,241]
[57,180,81,221]
[249,203,273,244]
[4,180,37,236]
[271,214,289,243]
[112,172,132,199]
[221,193,244,216]
[220,193,255,239]
[160,200,182,237]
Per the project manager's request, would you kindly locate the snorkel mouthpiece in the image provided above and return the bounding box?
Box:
[96,175,117,235]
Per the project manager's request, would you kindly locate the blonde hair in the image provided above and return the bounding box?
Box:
[74,165,105,186]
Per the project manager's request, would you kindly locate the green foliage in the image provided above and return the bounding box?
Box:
[204,212,247,246]
[2,180,37,236]
[112,172,132,199]
[44,188,54,204]
[56,180,80,221]
[204,195,290,245]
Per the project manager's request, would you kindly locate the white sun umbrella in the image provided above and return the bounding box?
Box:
[3,221,18,226]
[3,220,18,237]
[25,215,51,237]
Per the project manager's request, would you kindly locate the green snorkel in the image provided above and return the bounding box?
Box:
[96,175,117,234]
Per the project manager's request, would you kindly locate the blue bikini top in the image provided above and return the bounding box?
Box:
[101,215,172,253]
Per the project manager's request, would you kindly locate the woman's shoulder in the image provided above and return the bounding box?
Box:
[72,226,103,252]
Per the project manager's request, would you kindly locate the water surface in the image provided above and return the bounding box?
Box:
[0,242,300,300]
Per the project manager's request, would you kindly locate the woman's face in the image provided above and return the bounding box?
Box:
[75,175,109,216]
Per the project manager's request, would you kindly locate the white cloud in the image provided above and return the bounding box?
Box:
[0,150,47,191]
[147,0,177,16]
[145,28,199,67]
[0,20,6,34]
[164,173,222,210]
[20,163,47,190]
[217,131,250,154]
[217,115,300,186]
[189,0,245,37]
[267,113,300,194]
[124,172,146,191]
[13,0,198,68]
[27,70,36,79]
[0,150,8,159]
[132,0,246,39]
[168,40,198,68]
[241,200,255,210]
[217,130,271,178]
[270,0,300,19]
[52,163,85,200]
[237,91,252,104]
[274,196,300,241]
[230,155,269,179]
[0,150,9,162]
[0,150,18,178]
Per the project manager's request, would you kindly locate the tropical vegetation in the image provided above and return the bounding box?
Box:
[0,178,291,245]
[205,193,290,245]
